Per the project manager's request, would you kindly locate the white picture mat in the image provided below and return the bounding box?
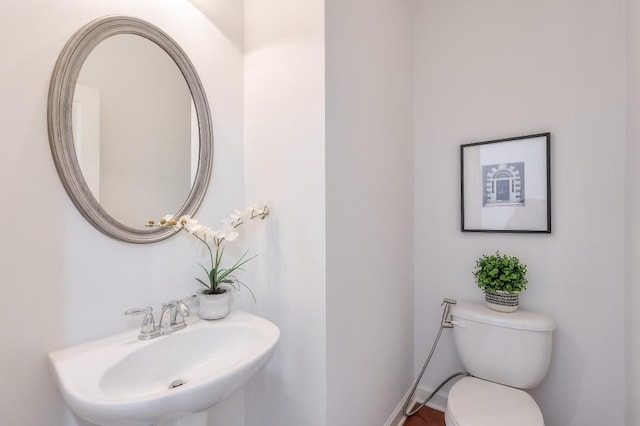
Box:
[462,135,548,231]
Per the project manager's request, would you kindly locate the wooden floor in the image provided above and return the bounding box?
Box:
[403,405,445,426]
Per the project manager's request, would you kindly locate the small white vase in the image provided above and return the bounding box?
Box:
[484,290,519,313]
[197,289,233,320]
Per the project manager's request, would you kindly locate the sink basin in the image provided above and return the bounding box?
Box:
[49,311,279,426]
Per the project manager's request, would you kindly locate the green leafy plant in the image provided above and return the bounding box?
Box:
[147,204,269,301]
[473,251,528,295]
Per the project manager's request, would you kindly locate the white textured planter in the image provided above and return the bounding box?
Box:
[197,289,233,320]
[485,291,519,313]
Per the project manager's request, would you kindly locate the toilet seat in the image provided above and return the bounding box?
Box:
[445,377,544,426]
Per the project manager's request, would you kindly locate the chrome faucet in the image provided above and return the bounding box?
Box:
[125,295,197,340]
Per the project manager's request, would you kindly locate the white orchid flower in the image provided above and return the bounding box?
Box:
[229,212,243,227]
[190,224,210,241]
[205,226,219,241]
[248,203,269,219]
[179,215,199,232]
[211,228,226,240]
[223,226,239,242]
[208,223,239,243]
[147,205,269,303]
[188,223,203,236]
[221,231,239,242]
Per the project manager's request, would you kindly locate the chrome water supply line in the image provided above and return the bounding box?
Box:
[402,298,471,418]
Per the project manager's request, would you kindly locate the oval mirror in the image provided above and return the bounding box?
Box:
[48,16,213,243]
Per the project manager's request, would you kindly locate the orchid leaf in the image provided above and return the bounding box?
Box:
[195,277,211,289]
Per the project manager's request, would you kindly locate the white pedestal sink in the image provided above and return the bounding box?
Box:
[49,311,279,426]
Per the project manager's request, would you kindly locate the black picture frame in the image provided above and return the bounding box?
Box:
[460,133,551,233]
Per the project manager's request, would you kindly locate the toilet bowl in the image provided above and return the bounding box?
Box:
[445,377,543,426]
[444,301,555,426]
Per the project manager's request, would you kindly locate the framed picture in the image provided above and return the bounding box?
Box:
[460,133,551,233]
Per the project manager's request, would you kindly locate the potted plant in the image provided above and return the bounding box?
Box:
[148,204,269,319]
[473,251,528,313]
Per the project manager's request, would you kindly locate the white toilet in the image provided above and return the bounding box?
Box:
[444,301,555,426]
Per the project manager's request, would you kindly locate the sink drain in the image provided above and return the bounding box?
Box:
[169,379,186,390]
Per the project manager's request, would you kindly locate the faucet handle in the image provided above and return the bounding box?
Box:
[170,300,191,325]
[182,294,198,304]
[174,295,197,320]
[125,306,159,340]
[178,294,198,316]
[124,306,153,316]
[176,300,190,317]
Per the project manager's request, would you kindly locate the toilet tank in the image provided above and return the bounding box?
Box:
[450,301,555,389]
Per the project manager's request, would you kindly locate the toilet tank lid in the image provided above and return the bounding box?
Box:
[451,301,556,331]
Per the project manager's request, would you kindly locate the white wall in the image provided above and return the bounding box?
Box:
[627,0,640,424]
[0,1,244,425]
[325,0,415,424]
[413,1,626,425]
[243,1,327,425]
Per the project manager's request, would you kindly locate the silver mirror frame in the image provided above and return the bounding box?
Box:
[48,16,213,243]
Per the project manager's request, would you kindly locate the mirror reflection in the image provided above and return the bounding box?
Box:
[72,34,198,228]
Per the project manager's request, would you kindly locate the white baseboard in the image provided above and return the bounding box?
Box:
[383,387,412,426]
[413,385,448,413]
[384,385,449,426]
